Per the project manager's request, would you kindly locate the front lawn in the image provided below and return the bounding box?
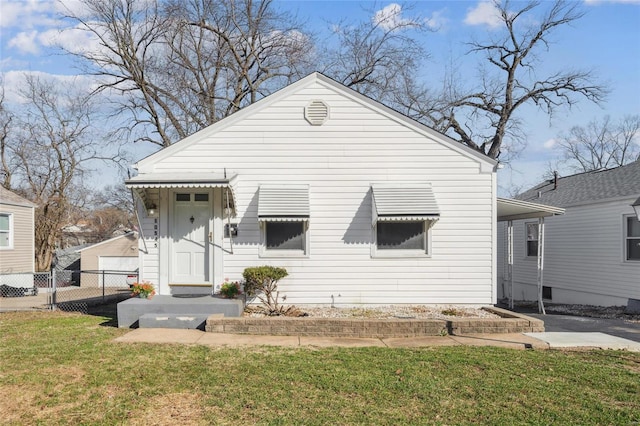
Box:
[1,311,639,425]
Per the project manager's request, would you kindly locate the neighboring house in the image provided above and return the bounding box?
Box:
[0,186,36,275]
[76,232,138,287]
[126,72,550,305]
[497,160,640,308]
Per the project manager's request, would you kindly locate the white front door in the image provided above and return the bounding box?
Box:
[171,192,212,284]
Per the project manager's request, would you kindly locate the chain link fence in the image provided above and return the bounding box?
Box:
[0,270,138,313]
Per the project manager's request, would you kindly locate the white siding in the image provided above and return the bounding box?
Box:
[0,203,34,273]
[139,79,496,305]
[501,199,640,306]
[138,189,160,290]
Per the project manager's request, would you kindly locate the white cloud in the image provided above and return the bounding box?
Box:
[39,26,101,55]
[373,3,419,31]
[543,138,557,149]
[464,0,503,29]
[8,31,40,55]
[424,10,448,30]
[0,57,29,72]
[2,70,97,104]
[1,0,57,29]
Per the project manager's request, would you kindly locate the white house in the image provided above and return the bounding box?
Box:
[126,72,508,306]
[497,160,640,308]
[0,186,36,275]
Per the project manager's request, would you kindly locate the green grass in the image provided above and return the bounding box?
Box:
[1,310,639,425]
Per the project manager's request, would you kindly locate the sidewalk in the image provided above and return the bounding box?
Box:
[115,328,550,350]
[114,328,640,351]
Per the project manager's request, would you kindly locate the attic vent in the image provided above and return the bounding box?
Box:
[305,100,329,125]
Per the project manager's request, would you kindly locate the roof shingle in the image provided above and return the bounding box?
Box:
[516,160,640,208]
[0,186,37,208]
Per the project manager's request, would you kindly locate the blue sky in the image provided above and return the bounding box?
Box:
[1,0,639,195]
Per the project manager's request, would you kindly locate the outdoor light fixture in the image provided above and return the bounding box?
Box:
[632,196,640,221]
[147,203,158,218]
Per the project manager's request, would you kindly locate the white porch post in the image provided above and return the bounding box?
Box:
[508,220,514,310]
[537,217,546,314]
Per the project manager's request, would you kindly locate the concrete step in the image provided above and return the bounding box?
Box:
[139,313,224,330]
[117,295,244,328]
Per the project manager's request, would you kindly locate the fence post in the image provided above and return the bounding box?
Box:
[51,270,57,311]
[102,270,106,302]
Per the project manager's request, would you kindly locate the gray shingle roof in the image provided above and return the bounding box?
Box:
[516,160,640,208]
[0,186,37,208]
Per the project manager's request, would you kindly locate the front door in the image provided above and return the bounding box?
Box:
[171,192,212,284]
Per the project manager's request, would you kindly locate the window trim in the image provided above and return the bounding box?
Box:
[624,214,640,262]
[525,221,539,258]
[371,220,432,258]
[259,220,309,258]
[0,212,13,250]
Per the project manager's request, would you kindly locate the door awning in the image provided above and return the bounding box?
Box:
[497,198,565,222]
[124,172,236,189]
[371,183,440,225]
[125,172,237,217]
[258,184,310,222]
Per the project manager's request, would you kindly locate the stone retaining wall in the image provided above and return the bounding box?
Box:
[205,306,544,337]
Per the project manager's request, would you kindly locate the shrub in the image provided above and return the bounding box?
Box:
[242,266,288,315]
[219,279,242,299]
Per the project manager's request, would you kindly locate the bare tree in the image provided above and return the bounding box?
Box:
[2,75,119,271]
[554,115,640,173]
[321,3,430,109]
[63,0,314,148]
[0,85,13,188]
[415,0,607,160]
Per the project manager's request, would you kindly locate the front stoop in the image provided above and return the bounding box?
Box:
[205,307,544,338]
[117,295,244,328]
[139,313,224,330]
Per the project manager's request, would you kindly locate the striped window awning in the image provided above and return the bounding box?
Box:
[124,172,235,189]
[125,172,237,216]
[371,183,440,225]
[258,184,310,222]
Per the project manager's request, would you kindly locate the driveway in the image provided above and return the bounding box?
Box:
[514,309,640,343]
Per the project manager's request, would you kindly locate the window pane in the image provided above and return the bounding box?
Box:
[266,222,304,250]
[628,239,640,261]
[0,214,9,231]
[377,221,425,250]
[176,193,190,202]
[194,193,209,202]
[0,232,8,247]
[628,217,640,237]
[526,223,538,256]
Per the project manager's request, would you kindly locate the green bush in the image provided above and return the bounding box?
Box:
[219,280,242,299]
[242,266,288,315]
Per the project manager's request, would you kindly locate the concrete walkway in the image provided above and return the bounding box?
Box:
[114,328,640,351]
[525,332,640,351]
[114,328,550,350]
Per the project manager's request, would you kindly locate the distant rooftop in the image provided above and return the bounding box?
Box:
[0,186,37,208]
[516,160,640,208]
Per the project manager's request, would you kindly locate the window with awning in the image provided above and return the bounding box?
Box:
[258,185,310,255]
[370,183,440,255]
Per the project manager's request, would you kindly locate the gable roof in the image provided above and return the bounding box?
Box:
[516,160,640,207]
[76,231,138,253]
[134,72,497,172]
[0,186,37,208]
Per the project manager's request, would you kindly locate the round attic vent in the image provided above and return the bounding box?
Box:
[305,100,329,125]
